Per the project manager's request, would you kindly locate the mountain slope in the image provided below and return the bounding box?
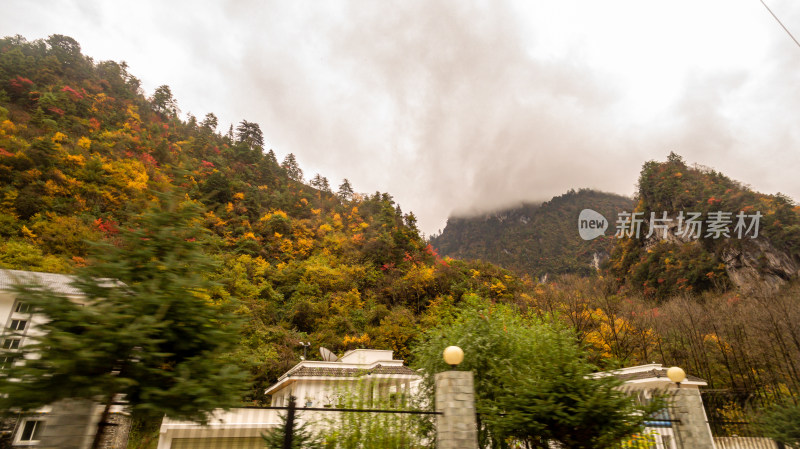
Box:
[0,35,534,401]
[430,189,635,279]
[607,153,800,299]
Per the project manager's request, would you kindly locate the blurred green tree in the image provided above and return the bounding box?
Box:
[412,295,661,449]
[0,196,248,448]
[760,401,800,447]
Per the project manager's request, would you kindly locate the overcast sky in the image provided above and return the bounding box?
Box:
[4,0,800,235]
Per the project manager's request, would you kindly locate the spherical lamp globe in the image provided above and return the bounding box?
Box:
[442,346,464,368]
[666,366,687,384]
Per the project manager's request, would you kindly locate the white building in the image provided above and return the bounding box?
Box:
[1,269,83,360]
[0,269,93,447]
[599,363,709,449]
[604,363,707,390]
[0,269,132,449]
[266,349,421,409]
[157,349,421,449]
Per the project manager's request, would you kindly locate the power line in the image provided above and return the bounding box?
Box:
[759,0,800,50]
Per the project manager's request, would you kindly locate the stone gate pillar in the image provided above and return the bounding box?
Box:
[435,371,479,449]
[670,388,715,449]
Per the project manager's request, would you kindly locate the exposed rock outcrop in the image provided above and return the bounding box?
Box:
[642,216,799,293]
[591,251,609,271]
[720,238,799,293]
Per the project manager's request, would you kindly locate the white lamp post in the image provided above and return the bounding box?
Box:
[443,346,464,369]
[666,366,686,388]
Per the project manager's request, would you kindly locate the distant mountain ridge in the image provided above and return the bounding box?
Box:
[430,189,635,279]
[431,155,800,298]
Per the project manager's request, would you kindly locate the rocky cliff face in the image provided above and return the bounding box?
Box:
[642,217,799,293]
[720,238,800,293]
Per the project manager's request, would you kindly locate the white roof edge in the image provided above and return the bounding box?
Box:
[281,359,403,376]
[608,363,663,375]
[341,348,393,356]
[264,361,417,395]
[623,378,708,386]
[265,377,295,395]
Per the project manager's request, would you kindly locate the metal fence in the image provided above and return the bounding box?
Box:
[612,388,685,449]
[156,402,438,449]
[143,384,789,449]
[265,397,440,449]
[155,375,438,449]
[610,387,782,449]
[702,389,784,449]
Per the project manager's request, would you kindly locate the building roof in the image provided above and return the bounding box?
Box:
[594,363,707,387]
[614,368,706,384]
[0,269,82,296]
[287,364,418,378]
[339,348,394,364]
[264,349,421,395]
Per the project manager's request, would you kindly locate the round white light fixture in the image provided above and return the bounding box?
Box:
[666,366,686,384]
[443,346,464,368]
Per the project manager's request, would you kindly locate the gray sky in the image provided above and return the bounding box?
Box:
[4,0,800,235]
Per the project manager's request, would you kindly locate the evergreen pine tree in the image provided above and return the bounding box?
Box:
[282,153,303,182]
[236,120,264,149]
[266,149,278,165]
[0,195,248,448]
[201,112,218,132]
[338,178,354,202]
[262,398,322,449]
[310,174,331,192]
[150,84,178,117]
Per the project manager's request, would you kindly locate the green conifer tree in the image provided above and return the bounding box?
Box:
[281,153,303,182]
[0,195,248,448]
[337,179,354,202]
[262,398,322,449]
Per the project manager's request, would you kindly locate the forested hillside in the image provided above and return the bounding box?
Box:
[430,152,800,399]
[608,153,800,300]
[0,35,532,400]
[430,189,634,278]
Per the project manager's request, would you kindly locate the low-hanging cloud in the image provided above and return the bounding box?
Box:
[216,1,650,234]
[216,0,800,234]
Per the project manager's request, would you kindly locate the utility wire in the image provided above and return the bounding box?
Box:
[759,0,800,50]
